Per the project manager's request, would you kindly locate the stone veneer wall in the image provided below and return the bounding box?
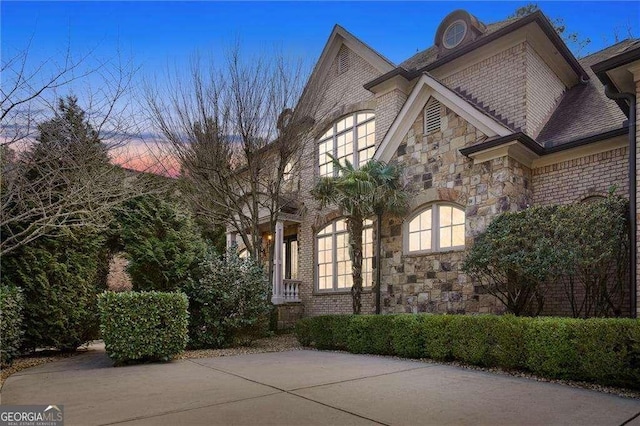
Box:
[380,104,532,314]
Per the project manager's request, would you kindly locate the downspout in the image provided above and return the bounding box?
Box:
[605,85,637,318]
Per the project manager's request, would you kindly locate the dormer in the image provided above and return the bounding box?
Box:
[434,10,487,58]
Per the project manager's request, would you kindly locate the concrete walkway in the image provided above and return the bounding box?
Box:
[1,345,639,426]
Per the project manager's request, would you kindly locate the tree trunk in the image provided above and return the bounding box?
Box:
[347,217,364,314]
[375,212,382,314]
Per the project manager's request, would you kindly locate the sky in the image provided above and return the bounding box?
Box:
[2,1,639,173]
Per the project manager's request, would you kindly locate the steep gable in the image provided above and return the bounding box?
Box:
[375,73,511,162]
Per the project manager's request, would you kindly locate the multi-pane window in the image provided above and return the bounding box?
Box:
[406,204,465,253]
[318,112,375,177]
[317,219,373,291]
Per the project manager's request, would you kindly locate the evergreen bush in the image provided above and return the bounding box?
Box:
[98,291,188,364]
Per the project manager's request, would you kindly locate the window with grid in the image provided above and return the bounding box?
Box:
[317,218,373,291]
[406,204,465,253]
[318,112,375,177]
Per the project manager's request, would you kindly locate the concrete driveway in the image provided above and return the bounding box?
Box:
[2,345,639,426]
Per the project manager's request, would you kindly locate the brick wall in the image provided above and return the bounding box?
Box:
[296,45,384,316]
[375,88,407,145]
[525,44,565,138]
[532,147,629,205]
[442,43,527,132]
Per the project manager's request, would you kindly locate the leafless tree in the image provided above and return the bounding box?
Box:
[144,46,328,282]
[1,42,164,255]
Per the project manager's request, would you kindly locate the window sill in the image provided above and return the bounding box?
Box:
[403,248,465,258]
[313,288,373,296]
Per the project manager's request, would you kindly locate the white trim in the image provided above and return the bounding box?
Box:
[374,73,512,163]
[302,25,395,108]
[443,20,467,49]
[402,202,466,255]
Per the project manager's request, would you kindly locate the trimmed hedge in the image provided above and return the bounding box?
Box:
[294,314,640,389]
[0,285,24,365]
[98,291,189,364]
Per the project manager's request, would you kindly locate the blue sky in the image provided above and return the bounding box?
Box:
[2,1,639,75]
[2,1,637,172]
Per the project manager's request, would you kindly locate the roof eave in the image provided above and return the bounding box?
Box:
[364,11,588,90]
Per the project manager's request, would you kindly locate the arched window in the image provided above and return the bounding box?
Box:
[317,218,373,291]
[318,112,375,177]
[405,204,465,253]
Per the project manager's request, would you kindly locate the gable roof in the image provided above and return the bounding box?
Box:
[536,39,637,148]
[374,73,512,162]
[303,24,395,94]
[400,18,518,71]
[365,11,588,91]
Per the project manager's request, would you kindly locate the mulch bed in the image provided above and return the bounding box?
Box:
[179,333,302,360]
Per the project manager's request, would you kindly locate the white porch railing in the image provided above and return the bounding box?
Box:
[282,279,301,302]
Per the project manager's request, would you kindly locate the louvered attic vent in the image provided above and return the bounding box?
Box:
[424,99,441,134]
[337,47,349,74]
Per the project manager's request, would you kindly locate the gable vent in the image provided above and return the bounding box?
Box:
[424,99,442,134]
[337,47,349,75]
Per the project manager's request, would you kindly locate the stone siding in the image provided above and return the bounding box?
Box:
[380,104,532,314]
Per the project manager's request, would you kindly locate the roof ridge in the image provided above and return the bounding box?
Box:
[333,24,396,68]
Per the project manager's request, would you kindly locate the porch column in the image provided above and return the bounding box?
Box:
[272,221,285,305]
[226,231,237,248]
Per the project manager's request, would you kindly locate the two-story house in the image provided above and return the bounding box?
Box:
[227,9,640,325]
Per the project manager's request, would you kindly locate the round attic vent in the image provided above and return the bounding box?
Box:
[443,20,467,49]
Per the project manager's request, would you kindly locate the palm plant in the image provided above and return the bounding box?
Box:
[312,155,409,314]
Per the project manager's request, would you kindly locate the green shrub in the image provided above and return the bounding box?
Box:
[294,317,313,346]
[421,314,453,361]
[346,315,395,355]
[1,236,102,351]
[572,319,640,387]
[448,315,493,365]
[391,315,424,358]
[486,315,527,369]
[463,194,629,318]
[524,318,579,379]
[293,315,352,350]
[98,291,188,364]
[183,250,270,349]
[0,285,24,365]
[117,195,208,292]
[295,313,640,389]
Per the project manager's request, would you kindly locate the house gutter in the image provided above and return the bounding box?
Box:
[604,85,637,318]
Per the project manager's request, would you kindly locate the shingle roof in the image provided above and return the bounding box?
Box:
[399,18,519,71]
[537,39,639,147]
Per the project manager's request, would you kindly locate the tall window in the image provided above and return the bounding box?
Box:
[406,204,465,253]
[317,219,373,291]
[318,112,375,177]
